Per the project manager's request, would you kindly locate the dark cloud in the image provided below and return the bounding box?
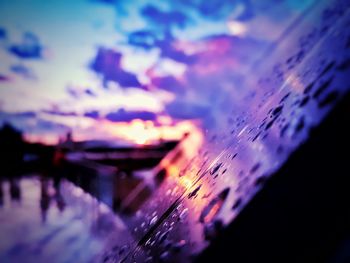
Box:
[0,28,6,39]
[147,34,266,95]
[90,47,141,88]
[128,30,157,49]
[32,119,68,133]
[128,30,196,63]
[0,111,68,134]
[42,110,77,117]
[85,89,96,97]
[150,75,185,94]
[66,87,97,99]
[0,74,9,81]
[84,110,100,119]
[157,38,197,64]
[105,109,156,122]
[177,0,253,21]
[0,111,37,119]
[9,32,43,59]
[67,86,81,99]
[10,64,37,80]
[200,34,268,64]
[141,5,188,29]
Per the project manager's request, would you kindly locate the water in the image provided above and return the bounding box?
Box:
[0,176,133,263]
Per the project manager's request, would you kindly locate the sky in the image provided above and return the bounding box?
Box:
[0,0,315,144]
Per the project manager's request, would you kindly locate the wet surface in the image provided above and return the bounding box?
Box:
[109,1,350,262]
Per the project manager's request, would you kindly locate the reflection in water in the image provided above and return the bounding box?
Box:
[39,176,66,223]
[9,178,21,202]
[0,176,132,263]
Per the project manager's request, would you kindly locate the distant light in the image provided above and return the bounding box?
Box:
[227,21,247,37]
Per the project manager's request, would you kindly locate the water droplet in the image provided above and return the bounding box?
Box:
[318,91,338,108]
[295,116,305,134]
[265,116,278,131]
[210,163,222,175]
[319,60,335,78]
[280,123,289,137]
[160,251,170,261]
[232,198,242,210]
[188,185,201,199]
[313,76,334,99]
[172,240,186,253]
[254,175,268,186]
[272,105,283,116]
[158,230,169,244]
[304,82,314,94]
[119,244,128,255]
[250,163,261,174]
[280,92,291,103]
[179,208,189,220]
[150,215,158,226]
[299,96,310,107]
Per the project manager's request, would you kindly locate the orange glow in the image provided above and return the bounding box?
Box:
[24,133,60,145]
[180,177,193,189]
[157,115,173,125]
[23,114,203,147]
[100,118,200,146]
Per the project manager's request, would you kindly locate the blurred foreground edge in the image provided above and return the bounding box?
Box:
[197,90,350,263]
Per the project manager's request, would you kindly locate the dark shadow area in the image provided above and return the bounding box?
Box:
[198,91,350,263]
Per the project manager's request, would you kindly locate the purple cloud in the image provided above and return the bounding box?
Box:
[105,109,156,122]
[90,47,141,88]
[9,32,43,59]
